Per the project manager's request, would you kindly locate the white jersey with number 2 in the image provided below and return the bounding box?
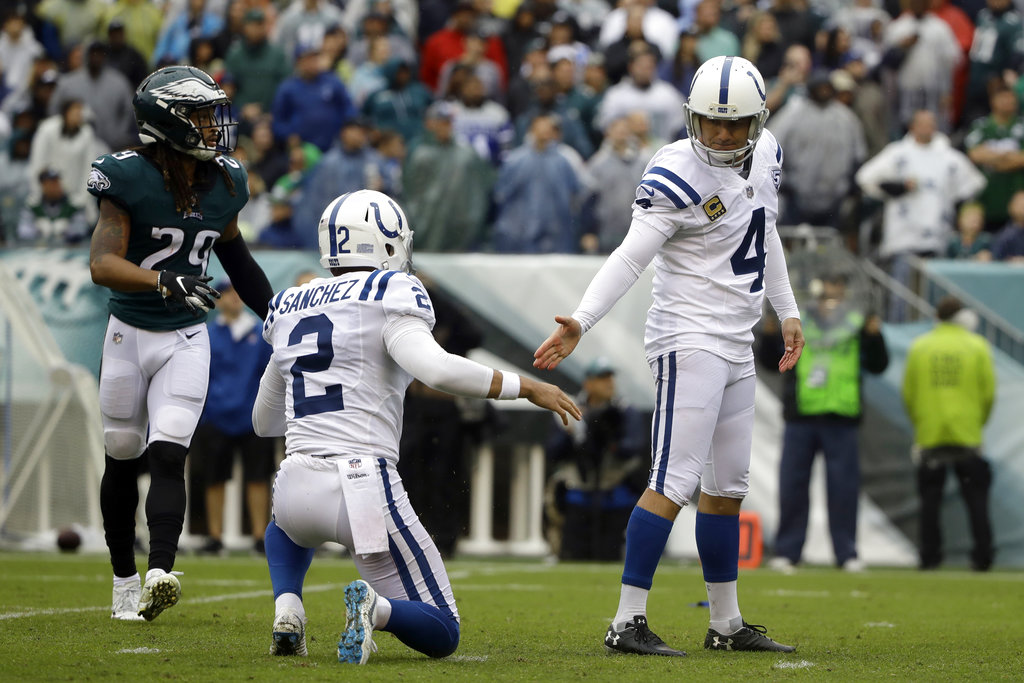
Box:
[260,270,435,462]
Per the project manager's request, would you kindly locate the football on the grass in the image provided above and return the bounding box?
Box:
[57,528,81,552]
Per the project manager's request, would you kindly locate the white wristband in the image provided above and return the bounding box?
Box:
[497,372,520,400]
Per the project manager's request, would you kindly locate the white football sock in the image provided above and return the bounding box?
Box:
[613,584,649,630]
[374,596,391,629]
[706,580,742,634]
[144,568,166,582]
[275,592,304,616]
[113,572,140,586]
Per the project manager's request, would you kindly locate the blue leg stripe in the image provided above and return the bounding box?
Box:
[655,352,676,493]
[649,356,664,493]
[378,459,420,601]
[378,459,454,618]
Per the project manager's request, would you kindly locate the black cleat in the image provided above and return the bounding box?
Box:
[604,616,687,657]
[705,621,795,652]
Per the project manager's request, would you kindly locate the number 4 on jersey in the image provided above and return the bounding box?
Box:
[730,207,766,293]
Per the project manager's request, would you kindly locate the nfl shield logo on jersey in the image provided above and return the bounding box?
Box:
[348,458,362,469]
[112,332,123,344]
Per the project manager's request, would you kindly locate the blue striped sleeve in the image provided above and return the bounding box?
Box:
[647,165,702,205]
[357,270,382,300]
[373,270,399,300]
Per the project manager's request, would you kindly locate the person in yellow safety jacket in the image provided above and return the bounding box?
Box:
[757,274,889,571]
[903,296,996,571]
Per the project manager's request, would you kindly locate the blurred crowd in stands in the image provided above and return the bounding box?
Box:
[3,0,1024,267]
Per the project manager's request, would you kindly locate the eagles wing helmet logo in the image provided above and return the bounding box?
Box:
[149,77,223,106]
[88,168,110,191]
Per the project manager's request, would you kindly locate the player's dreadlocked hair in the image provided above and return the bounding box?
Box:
[136,142,236,214]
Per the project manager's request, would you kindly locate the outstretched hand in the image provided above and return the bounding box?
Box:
[533,315,582,370]
[778,317,805,372]
[520,377,582,426]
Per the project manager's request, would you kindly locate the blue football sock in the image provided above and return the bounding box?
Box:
[695,512,739,583]
[264,521,315,599]
[621,506,674,589]
[381,599,460,659]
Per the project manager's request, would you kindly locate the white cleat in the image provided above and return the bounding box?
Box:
[137,570,182,621]
[338,580,378,664]
[270,609,308,656]
[111,575,145,621]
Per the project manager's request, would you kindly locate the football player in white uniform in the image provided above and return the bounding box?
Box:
[534,56,805,655]
[253,190,580,663]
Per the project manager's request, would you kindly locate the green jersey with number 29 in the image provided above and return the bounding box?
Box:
[88,149,249,330]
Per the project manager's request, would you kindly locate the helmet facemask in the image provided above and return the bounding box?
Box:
[685,109,768,168]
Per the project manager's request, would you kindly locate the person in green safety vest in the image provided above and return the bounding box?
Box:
[757,273,889,572]
[902,296,996,571]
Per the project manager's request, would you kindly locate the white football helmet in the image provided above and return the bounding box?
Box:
[318,190,413,272]
[684,56,769,168]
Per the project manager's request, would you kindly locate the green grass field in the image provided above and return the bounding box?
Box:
[1,551,1022,681]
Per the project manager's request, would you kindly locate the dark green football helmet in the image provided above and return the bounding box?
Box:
[133,65,236,160]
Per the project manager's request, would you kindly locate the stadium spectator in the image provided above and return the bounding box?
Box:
[349,35,392,108]
[492,113,583,253]
[771,71,867,229]
[693,0,741,62]
[17,168,89,245]
[813,25,857,71]
[501,2,542,79]
[193,280,274,556]
[768,0,824,50]
[105,19,149,88]
[342,0,419,42]
[513,68,592,160]
[419,1,507,93]
[765,43,812,114]
[402,102,494,252]
[290,119,381,248]
[27,98,106,224]
[223,8,290,116]
[275,0,344,65]
[347,7,417,68]
[903,296,996,571]
[246,116,289,187]
[34,0,106,55]
[188,37,224,83]
[546,357,646,561]
[758,272,889,572]
[964,0,1023,126]
[362,56,432,143]
[991,189,1024,260]
[102,0,163,62]
[595,46,687,142]
[964,85,1024,231]
[152,0,224,66]
[48,41,136,150]
[840,59,891,158]
[602,3,663,86]
[270,42,355,152]
[437,29,505,103]
[256,186,301,248]
[597,0,678,62]
[855,109,985,319]
[505,38,550,119]
[881,0,961,132]
[0,9,44,112]
[566,54,608,150]
[545,11,592,79]
[236,171,271,242]
[321,22,354,84]
[931,0,975,129]
[583,116,650,254]
[371,129,404,198]
[450,72,514,166]
[17,67,59,129]
[557,0,611,44]
[741,10,786,81]
[947,201,993,260]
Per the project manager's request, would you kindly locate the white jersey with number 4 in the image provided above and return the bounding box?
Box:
[261,270,435,462]
[632,130,788,362]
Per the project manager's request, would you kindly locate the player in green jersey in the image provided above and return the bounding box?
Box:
[88,65,274,622]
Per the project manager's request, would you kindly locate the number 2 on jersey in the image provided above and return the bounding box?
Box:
[730,207,766,293]
[288,314,344,418]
